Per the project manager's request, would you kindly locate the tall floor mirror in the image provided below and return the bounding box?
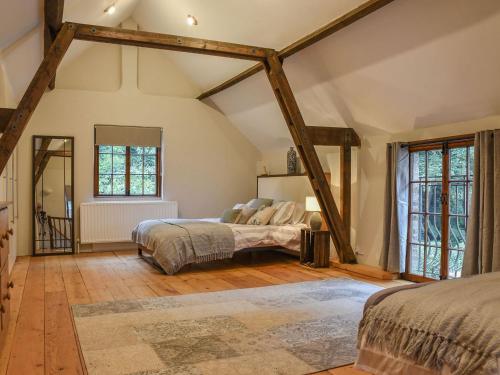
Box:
[32,136,74,255]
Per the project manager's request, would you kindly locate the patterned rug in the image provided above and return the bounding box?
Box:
[72,278,381,375]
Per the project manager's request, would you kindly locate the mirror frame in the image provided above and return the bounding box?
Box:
[32,135,75,256]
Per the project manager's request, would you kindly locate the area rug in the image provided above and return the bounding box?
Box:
[72,278,381,375]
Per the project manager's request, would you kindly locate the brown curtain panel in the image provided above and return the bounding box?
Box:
[463,130,500,275]
[379,143,409,273]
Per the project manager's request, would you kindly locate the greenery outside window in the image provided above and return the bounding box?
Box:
[94,145,161,197]
[95,144,160,197]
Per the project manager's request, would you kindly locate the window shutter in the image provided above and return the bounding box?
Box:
[94,125,162,147]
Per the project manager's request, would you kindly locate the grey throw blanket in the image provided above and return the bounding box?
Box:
[132,219,235,275]
[358,272,500,375]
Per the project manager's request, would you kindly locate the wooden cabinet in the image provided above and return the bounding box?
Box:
[0,205,12,350]
[300,228,330,268]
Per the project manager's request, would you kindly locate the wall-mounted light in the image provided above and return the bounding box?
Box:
[105,3,116,15]
[186,14,198,26]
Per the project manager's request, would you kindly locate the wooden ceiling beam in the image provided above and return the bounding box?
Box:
[264,51,356,263]
[0,109,15,133]
[44,0,65,90]
[306,126,361,147]
[34,138,52,183]
[0,23,75,173]
[199,65,263,99]
[35,154,51,184]
[73,23,271,61]
[197,0,395,100]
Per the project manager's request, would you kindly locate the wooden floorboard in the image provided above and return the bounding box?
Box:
[0,250,406,374]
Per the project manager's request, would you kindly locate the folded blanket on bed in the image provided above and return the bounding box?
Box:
[358,272,500,375]
[132,219,235,275]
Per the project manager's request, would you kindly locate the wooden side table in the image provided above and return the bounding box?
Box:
[300,228,330,268]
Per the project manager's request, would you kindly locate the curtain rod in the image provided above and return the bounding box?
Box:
[400,133,475,148]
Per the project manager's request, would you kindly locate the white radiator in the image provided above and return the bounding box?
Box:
[80,201,178,244]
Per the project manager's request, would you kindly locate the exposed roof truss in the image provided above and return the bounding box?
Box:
[197,0,395,100]
[0,20,358,263]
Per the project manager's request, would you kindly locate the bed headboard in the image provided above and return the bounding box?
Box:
[257,173,331,203]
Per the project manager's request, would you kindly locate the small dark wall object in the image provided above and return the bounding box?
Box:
[300,228,330,268]
[287,146,298,174]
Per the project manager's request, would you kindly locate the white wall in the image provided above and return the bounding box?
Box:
[6,20,261,256]
[15,88,260,256]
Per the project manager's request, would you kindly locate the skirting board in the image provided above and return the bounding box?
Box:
[331,260,399,280]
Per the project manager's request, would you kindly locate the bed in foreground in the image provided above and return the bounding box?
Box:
[356,271,500,375]
[132,218,305,274]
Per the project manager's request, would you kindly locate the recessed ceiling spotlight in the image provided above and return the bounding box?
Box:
[105,3,116,15]
[186,14,198,26]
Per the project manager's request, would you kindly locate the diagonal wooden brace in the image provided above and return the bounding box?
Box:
[263,51,357,264]
[0,23,75,173]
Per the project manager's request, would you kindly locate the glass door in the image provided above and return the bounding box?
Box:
[405,141,474,281]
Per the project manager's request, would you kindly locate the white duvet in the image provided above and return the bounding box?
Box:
[195,218,306,252]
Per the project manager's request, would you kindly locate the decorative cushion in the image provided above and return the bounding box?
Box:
[270,201,296,225]
[291,203,306,224]
[236,206,258,224]
[233,203,246,209]
[246,198,273,210]
[247,207,277,225]
[221,208,242,223]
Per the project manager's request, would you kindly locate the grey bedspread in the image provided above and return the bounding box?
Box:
[132,219,235,275]
[358,272,500,375]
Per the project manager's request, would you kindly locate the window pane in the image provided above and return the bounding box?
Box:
[144,175,156,195]
[426,183,442,214]
[449,216,467,249]
[144,155,156,174]
[99,145,112,153]
[448,250,464,279]
[131,155,143,174]
[98,175,112,195]
[131,146,144,155]
[410,151,426,181]
[449,147,467,179]
[112,175,125,195]
[144,147,156,155]
[425,246,441,279]
[468,146,474,179]
[449,183,466,215]
[130,175,143,195]
[410,183,425,212]
[409,244,424,276]
[113,146,126,154]
[99,153,112,174]
[467,182,473,213]
[113,154,126,174]
[427,150,442,180]
[409,214,425,243]
[426,214,441,247]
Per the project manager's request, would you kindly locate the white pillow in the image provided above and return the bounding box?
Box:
[270,201,296,225]
[247,207,277,225]
[236,206,258,224]
[233,203,246,209]
[291,203,306,224]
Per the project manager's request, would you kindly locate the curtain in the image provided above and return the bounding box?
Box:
[379,143,409,273]
[462,130,500,275]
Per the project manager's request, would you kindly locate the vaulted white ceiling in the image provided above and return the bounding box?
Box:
[131,0,368,90]
[209,0,500,149]
[1,0,500,151]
